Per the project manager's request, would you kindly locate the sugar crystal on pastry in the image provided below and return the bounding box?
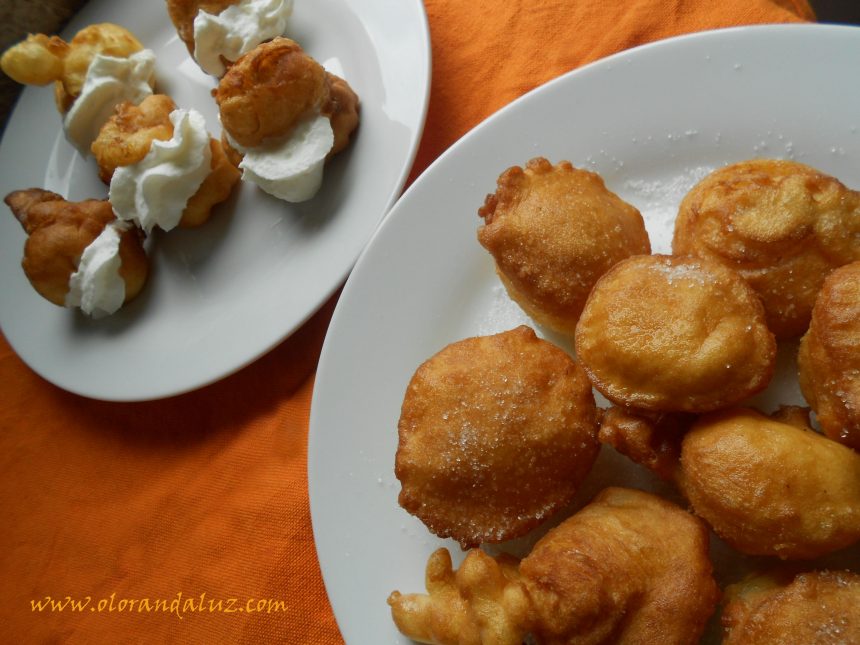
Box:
[395,325,599,549]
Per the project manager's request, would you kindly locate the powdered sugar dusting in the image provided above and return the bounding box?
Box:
[620,165,714,253]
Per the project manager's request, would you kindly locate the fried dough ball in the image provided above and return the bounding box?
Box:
[601,406,860,559]
[798,261,860,451]
[165,0,236,55]
[388,549,531,645]
[91,95,240,228]
[0,23,144,114]
[574,254,776,413]
[215,37,328,148]
[477,158,650,335]
[722,569,860,645]
[5,189,148,314]
[395,326,600,549]
[673,159,860,339]
[520,487,718,645]
[388,488,719,645]
[91,94,176,183]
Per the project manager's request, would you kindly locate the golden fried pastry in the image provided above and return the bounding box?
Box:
[798,261,860,451]
[574,254,776,413]
[395,326,599,549]
[92,95,240,230]
[1,23,145,113]
[388,549,531,645]
[165,0,293,76]
[521,487,718,645]
[601,406,860,559]
[477,158,650,335]
[722,569,860,644]
[388,487,719,645]
[5,189,148,317]
[673,159,860,339]
[216,37,333,147]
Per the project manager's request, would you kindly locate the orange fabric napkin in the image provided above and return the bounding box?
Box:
[0,0,812,643]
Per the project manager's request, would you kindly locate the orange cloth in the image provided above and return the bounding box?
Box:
[0,0,812,643]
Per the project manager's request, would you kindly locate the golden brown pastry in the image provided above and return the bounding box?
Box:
[798,261,860,451]
[215,37,359,154]
[722,569,860,644]
[673,159,860,338]
[388,549,531,645]
[0,23,145,114]
[395,326,600,549]
[477,158,650,335]
[5,189,148,317]
[600,406,860,559]
[388,487,719,645]
[91,94,240,229]
[574,254,776,413]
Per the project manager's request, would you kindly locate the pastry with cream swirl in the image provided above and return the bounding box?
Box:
[4,189,148,318]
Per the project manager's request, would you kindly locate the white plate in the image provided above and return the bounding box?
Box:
[309,24,860,643]
[0,0,430,401]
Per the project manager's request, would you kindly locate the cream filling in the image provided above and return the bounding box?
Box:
[65,221,129,318]
[227,112,334,202]
[63,49,156,156]
[109,108,212,232]
[193,0,294,76]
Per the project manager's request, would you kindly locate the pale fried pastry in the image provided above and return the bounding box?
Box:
[92,94,240,228]
[395,326,599,549]
[601,406,860,559]
[1,23,144,114]
[574,254,776,413]
[388,488,719,645]
[673,159,860,339]
[5,188,148,314]
[388,549,531,645]
[722,569,860,644]
[798,261,860,451]
[477,158,650,335]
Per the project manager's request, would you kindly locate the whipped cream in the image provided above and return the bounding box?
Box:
[63,49,156,156]
[110,108,212,232]
[65,221,129,318]
[228,113,334,202]
[193,0,293,76]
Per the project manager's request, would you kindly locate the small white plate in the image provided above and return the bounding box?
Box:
[309,24,860,643]
[0,0,430,400]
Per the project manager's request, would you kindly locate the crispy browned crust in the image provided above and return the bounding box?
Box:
[722,569,860,644]
[5,188,148,308]
[92,95,178,184]
[798,261,860,451]
[179,137,241,227]
[673,159,860,339]
[598,406,694,481]
[477,158,650,336]
[521,487,719,645]
[678,408,860,559]
[215,37,328,148]
[395,325,599,549]
[574,254,776,413]
[323,72,360,157]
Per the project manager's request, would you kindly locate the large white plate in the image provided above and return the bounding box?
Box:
[309,24,860,643]
[0,0,429,401]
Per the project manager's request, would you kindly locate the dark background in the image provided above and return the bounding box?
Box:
[0,0,859,134]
